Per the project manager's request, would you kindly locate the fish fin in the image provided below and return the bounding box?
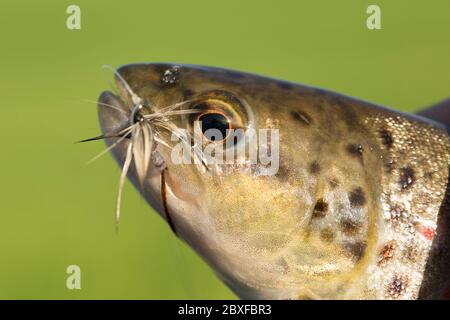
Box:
[417,98,450,128]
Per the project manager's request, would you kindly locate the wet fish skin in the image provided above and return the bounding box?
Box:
[96,63,450,299]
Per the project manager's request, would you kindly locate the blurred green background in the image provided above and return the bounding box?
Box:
[0,0,449,299]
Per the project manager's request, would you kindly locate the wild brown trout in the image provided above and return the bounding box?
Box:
[87,63,450,300]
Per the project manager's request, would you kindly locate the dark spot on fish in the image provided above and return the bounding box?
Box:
[312,199,328,218]
[340,218,362,235]
[342,107,358,127]
[379,129,394,149]
[275,163,290,181]
[349,187,366,207]
[290,110,312,126]
[276,257,289,274]
[277,81,294,90]
[378,241,396,266]
[309,161,321,174]
[345,241,367,261]
[183,89,194,99]
[160,66,180,86]
[320,228,335,242]
[387,275,408,299]
[346,144,364,158]
[399,167,415,190]
[424,171,436,182]
[389,204,407,224]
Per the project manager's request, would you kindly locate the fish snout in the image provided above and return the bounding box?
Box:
[97,91,130,136]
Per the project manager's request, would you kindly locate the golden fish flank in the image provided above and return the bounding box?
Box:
[90,63,450,299]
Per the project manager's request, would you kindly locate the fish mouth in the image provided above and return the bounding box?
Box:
[96,89,182,232]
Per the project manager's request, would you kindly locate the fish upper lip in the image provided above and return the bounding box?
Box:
[97,90,131,135]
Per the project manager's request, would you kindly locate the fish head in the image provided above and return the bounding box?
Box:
[97,63,388,299]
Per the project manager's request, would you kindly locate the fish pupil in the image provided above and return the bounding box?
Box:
[199,113,229,141]
[133,114,143,123]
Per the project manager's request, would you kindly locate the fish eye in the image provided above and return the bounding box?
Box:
[186,90,253,147]
[197,112,230,142]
